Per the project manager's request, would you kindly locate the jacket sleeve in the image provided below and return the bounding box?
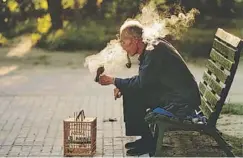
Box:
[114,50,160,92]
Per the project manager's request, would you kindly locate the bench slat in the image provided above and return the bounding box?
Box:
[199,82,219,109]
[202,72,224,95]
[200,96,213,118]
[206,60,228,83]
[215,28,241,48]
[199,81,206,95]
[210,48,234,71]
[213,39,236,62]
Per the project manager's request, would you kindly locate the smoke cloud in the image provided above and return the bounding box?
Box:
[84,1,199,76]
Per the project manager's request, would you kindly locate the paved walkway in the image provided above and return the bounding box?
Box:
[0,68,139,157]
[0,63,242,157]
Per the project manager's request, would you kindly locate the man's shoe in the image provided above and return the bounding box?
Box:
[125,137,156,149]
[126,147,155,156]
[125,138,143,149]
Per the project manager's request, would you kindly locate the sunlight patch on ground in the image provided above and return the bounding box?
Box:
[6,36,33,57]
[0,65,18,76]
[0,75,28,86]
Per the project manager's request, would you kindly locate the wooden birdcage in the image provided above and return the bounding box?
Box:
[63,110,97,157]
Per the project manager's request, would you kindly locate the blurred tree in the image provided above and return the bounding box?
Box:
[74,0,81,25]
[0,1,10,32]
[179,0,236,18]
[204,0,218,16]
[98,0,114,19]
[98,0,141,22]
[116,0,141,19]
[0,33,8,45]
[1,0,242,51]
[220,0,235,18]
[37,14,51,33]
[16,0,34,21]
[81,0,98,18]
[179,0,192,10]
[6,0,19,12]
[47,0,63,30]
[155,0,185,16]
[62,0,74,9]
[0,0,19,32]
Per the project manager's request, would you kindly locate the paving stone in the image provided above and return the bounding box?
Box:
[113,149,124,156]
[0,146,11,156]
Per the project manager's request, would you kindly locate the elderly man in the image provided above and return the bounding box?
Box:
[99,20,201,156]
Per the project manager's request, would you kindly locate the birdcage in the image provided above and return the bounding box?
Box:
[63,110,97,157]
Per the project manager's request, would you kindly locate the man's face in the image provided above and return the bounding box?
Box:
[119,31,138,56]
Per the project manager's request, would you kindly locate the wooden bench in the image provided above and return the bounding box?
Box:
[145,28,243,157]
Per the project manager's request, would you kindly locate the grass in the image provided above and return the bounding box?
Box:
[223,133,243,156]
[222,103,243,115]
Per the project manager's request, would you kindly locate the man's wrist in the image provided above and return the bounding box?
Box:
[112,77,115,85]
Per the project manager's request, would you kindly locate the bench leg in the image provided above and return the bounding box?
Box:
[154,122,167,157]
[208,129,235,157]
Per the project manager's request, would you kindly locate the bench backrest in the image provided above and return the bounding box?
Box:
[199,28,243,126]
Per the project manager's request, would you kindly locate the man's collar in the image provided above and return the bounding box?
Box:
[138,44,147,62]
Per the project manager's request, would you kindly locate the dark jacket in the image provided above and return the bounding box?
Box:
[114,40,201,118]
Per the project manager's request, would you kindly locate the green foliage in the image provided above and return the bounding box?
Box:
[62,0,75,9]
[99,0,141,20]
[176,28,215,58]
[37,20,116,50]
[5,17,242,58]
[3,19,36,38]
[37,14,52,34]
[222,103,243,115]
[61,0,90,9]
[103,1,118,19]
[174,25,243,58]
[7,0,19,12]
[222,134,243,156]
[1,0,243,57]
[33,0,48,10]
[0,34,8,45]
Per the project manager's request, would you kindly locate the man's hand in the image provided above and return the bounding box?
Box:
[99,75,114,86]
[114,88,122,100]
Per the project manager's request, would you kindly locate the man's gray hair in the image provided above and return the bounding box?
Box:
[119,20,144,39]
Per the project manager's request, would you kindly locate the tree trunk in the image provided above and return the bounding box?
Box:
[82,0,97,18]
[74,0,82,26]
[47,0,63,30]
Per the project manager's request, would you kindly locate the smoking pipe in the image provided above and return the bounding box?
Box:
[95,66,105,82]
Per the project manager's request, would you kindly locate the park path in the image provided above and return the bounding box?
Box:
[0,49,242,157]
